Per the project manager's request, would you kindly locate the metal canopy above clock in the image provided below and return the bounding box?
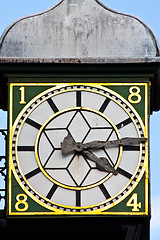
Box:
[0,0,159,58]
[0,0,160,112]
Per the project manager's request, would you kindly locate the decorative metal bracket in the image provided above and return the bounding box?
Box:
[0,129,7,213]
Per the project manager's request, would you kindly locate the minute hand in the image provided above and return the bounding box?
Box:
[83,137,147,150]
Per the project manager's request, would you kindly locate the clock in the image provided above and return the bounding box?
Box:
[9,83,148,215]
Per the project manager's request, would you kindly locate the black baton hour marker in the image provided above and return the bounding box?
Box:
[76,91,82,107]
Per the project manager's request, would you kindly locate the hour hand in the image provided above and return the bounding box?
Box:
[61,134,76,154]
[61,134,88,154]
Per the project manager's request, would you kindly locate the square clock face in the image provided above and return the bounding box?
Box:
[8,82,149,216]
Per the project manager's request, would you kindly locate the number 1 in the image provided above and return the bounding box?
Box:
[19,87,26,104]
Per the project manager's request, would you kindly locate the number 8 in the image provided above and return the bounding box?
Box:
[128,86,142,104]
[15,194,29,212]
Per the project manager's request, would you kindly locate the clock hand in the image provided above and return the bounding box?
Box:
[61,135,118,175]
[61,134,77,154]
[80,137,147,150]
[61,134,147,154]
[82,150,118,175]
[61,133,86,154]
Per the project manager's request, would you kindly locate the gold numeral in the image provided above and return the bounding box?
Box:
[128,86,142,104]
[126,193,141,212]
[19,87,26,104]
[15,194,29,212]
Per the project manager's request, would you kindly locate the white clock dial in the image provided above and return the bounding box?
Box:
[12,84,146,213]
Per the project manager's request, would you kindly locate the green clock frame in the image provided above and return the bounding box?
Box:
[8,82,149,216]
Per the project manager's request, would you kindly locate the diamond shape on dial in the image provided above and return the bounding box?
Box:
[44,129,68,149]
[84,129,114,143]
[46,169,76,186]
[46,111,76,128]
[81,169,107,187]
[44,150,71,168]
[68,112,90,142]
[38,132,54,166]
[81,111,112,128]
[67,155,91,186]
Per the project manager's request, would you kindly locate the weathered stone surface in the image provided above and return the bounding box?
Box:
[0,0,159,58]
